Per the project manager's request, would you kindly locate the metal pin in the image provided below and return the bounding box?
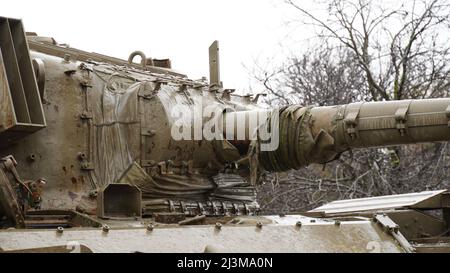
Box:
[56,226,64,234]
[215,222,222,230]
[102,225,110,233]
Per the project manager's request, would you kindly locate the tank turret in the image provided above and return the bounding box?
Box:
[1,17,450,253]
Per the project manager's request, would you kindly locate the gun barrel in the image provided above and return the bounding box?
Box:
[225,98,450,172]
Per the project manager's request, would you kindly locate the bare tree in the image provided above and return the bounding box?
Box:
[254,0,450,214]
[286,0,450,100]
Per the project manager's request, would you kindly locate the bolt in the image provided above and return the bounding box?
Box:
[146,224,154,231]
[28,154,36,162]
[78,152,87,160]
[335,220,341,226]
[256,222,263,229]
[102,225,110,233]
[296,221,302,227]
[64,54,71,62]
[57,226,64,234]
[215,222,222,230]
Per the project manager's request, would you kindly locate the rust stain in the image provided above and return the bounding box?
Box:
[0,57,14,129]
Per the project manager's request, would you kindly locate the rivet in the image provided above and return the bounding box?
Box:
[78,152,87,160]
[64,54,71,62]
[215,222,222,230]
[335,220,341,226]
[296,221,302,227]
[146,224,154,231]
[102,225,110,233]
[256,222,263,228]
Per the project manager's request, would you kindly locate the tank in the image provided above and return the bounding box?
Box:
[0,17,449,253]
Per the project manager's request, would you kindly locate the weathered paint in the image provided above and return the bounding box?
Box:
[0,218,404,253]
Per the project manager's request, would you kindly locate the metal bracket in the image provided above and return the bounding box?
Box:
[395,100,412,136]
[180,201,187,214]
[344,103,363,139]
[221,89,235,100]
[181,161,194,175]
[166,160,174,174]
[374,214,415,253]
[157,161,174,175]
[197,202,206,215]
[244,204,250,215]
[211,201,218,215]
[178,83,194,104]
[158,162,167,175]
[0,156,25,228]
[168,200,175,212]
[233,203,240,216]
[153,79,168,92]
[209,40,222,88]
[221,201,228,215]
[375,214,400,233]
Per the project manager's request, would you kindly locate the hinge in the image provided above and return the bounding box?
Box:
[374,214,415,253]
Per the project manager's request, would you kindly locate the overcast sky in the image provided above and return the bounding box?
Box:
[3,0,318,92]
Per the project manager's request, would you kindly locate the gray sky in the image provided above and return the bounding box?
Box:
[3,0,316,92]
